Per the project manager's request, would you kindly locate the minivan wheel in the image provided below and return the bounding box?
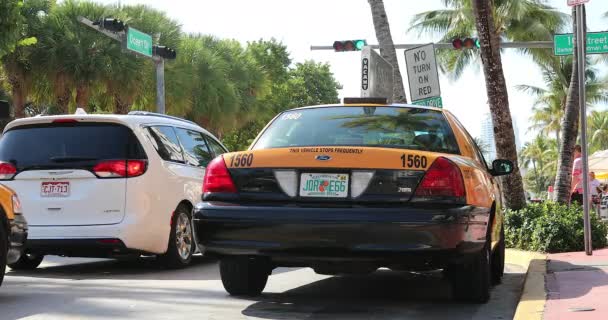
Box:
[449,241,491,303]
[8,253,45,270]
[220,256,270,296]
[159,206,194,269]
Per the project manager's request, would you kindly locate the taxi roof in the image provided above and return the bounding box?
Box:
[288,103,444,113]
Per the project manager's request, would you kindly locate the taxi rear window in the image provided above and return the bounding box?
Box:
[253,106,460,154]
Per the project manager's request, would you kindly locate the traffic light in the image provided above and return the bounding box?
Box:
[153,45,177,59]
[333,40,367,52]
[451,38,480,50]
[93,18,126,32]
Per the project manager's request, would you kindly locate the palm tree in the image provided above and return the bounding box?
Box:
[367,0,407,103]
[520,135,556,195]
[1,0,53,118]
[409,0,567,210]
[517,57,608,147]
[588,111,608,154]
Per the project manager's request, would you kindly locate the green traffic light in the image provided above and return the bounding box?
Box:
[355,40,366,50]
[475,38,480,48]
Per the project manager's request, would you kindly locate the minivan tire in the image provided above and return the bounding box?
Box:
[220,256,270,296]
[8,253,44,270]
[449,241,491,303]
[159,205,194,269]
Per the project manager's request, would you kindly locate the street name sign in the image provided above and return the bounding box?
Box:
[567,0,589,6]
[361,46,394,103]
[404,44,441,104]
[554,32,608,56]
[126,27,153,57]
[411,96,443,108]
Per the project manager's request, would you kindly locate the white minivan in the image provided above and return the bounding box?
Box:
[0,111,228,269]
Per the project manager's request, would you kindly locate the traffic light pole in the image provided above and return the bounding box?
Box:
[155,57,166,114]
[310,41,554,50]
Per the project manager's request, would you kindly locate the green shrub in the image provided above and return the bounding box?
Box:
[504,202,608,253]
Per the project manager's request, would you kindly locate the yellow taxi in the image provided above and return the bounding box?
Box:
[0,184,28,287]
[194,98,513,303]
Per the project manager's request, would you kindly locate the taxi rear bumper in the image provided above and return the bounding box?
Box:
[193,202,491,270]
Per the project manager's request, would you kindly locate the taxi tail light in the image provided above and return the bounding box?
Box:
[203,156,237,194]
[414,157,465,199]
[0,162,17,180]
[93,160,147,178]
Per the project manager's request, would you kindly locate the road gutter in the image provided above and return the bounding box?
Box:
[506,249,548,320]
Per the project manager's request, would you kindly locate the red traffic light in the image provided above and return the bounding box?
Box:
[452,38,463,50]
[333,41,344,52]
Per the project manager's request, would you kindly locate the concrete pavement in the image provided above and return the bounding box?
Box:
[1,255,527,320]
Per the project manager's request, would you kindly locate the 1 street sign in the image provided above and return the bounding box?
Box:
[361,46,394,103]
[567,0,589,6]
[126,27,153,57]
[554,32,608,56]
[404,44,441,103]
[411,96,443,108]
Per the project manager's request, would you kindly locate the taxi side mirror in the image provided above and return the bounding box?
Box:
[491,159,513,176]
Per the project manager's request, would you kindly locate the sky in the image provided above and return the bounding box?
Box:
[96,0,608,142]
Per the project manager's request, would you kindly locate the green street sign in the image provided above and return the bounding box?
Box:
[554,32,608,56]
[412,96,443,108]
[126,27,153,57]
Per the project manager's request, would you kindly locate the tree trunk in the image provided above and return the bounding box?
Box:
[553,7,581,204]
[113,94,132,114]
[367,0,408,103]
[472,0,527,210]
[8,74,26,118]
[75,84,91,111]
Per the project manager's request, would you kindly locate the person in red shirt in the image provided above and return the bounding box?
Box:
[571,145,583,204]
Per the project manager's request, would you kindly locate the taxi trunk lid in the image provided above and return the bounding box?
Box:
[222,147,441,204]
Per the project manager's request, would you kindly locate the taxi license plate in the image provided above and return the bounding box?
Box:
[300,173,349,198]
[41,181,70,197]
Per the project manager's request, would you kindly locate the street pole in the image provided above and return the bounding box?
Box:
[155,57,165,114]
[310,41,554,51]
[576,4,592,256]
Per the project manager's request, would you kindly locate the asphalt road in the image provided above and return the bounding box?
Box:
[1,256,525,320]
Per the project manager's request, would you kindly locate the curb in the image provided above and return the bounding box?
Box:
[506,249,547,320]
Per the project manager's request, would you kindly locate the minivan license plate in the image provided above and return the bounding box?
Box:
[41,182,70,197]
[300,173,348,198]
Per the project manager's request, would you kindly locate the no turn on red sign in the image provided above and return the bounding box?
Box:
[404,43,441,103]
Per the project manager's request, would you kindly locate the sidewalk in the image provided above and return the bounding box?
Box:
[544,248,608,320]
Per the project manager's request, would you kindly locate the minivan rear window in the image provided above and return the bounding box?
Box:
[0,123,146,171]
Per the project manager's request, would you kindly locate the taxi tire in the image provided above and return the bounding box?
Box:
[158,205,194,269]
[0,225,7,286]
[7,253,44,270]
[450,241,491,303]
[491,227,505,285]
[220,256,269,296]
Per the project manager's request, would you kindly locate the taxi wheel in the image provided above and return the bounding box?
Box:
[220,256,270,296]
[450,241,491,303]
[0,225,7,286]
[7,253,44,270]
[491,227,505,285]
[159,205,195,269]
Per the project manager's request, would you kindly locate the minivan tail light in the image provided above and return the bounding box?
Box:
[93,160,147,178]
[0,162,17,180]
[203,156,237,194]
[414,157,465,199]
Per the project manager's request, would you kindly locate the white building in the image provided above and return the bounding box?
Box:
[479,113,522,162]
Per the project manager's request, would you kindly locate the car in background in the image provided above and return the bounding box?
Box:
[0,111,228,269]
[194,99,513,303]
[0,184,28,286]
